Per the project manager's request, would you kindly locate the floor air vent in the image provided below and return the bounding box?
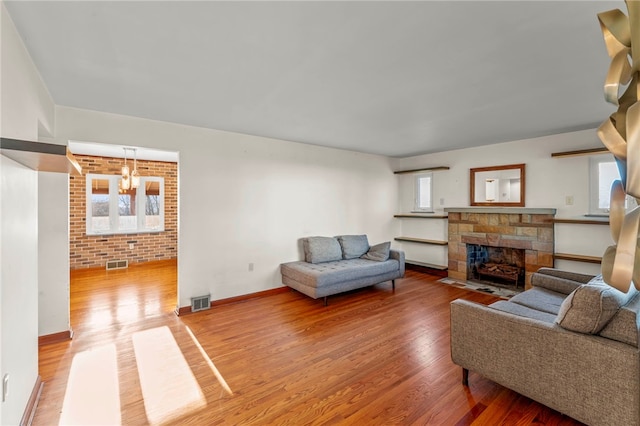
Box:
[191,295,211,312]
[106,259,128,270]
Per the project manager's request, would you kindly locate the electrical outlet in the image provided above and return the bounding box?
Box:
[248,263,254,272]
[440,198,445,206]
[129,243,134,250]
[565,196,574,205]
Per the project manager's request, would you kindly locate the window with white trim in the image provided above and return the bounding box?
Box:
[414,173,433,212]
[589,154,637,215]
[86,174,165,235]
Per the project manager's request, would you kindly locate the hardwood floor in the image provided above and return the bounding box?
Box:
[34,263,583,425]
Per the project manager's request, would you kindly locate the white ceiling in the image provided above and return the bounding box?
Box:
[4,1,621,158]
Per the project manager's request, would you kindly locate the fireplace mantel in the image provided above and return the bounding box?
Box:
[445,207,556,215]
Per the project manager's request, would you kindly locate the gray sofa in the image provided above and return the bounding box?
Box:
[280,235,405,305]
[450,268,640,425]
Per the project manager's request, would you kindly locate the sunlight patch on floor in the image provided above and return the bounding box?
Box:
[133,326,206,425]
[185,326,233,395]
[59,344,121,425]
[88,309,113,327]
[144,297,161,316]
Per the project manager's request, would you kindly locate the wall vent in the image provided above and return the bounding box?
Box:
[191,295,211,312]
[106,259,128,270]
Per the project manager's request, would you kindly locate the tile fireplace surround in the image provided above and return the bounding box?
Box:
[445,207,556,289]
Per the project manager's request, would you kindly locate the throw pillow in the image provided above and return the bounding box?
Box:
[555,280,630,334]
[337,235,370,259]
[303,237,342,264]
[361,241,391,262]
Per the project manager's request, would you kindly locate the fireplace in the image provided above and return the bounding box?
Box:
[446,207,556,289]
[467,244,525,288]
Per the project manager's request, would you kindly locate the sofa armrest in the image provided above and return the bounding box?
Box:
[390,249,405,277]
[450,299,639,425]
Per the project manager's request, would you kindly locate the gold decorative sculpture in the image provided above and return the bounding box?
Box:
[597,1,640,292]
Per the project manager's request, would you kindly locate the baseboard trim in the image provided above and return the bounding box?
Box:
[406,262,448,278]
[38,329,74,346]
[175,286,289,316]
[71,258,177,274]
[19,375,43,426]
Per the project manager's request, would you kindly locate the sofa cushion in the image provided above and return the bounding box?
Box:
[361,242,390,262]
[509,287,567,315]
[489,300,557,323]
[280,258,400,289]
[303,237,342,264]
[337,235,370,259]
[555,277,633,334]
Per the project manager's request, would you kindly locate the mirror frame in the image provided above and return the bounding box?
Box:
[470,163,526,207]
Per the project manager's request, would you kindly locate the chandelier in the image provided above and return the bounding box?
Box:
[120,148,140,191]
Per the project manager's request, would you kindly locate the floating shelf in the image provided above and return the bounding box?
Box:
[406,260,448,270]
[394,237,448,245]
[551,147,609,158]
[393,166,449,175]
[553,218,610,225]
[1,137,82,175]
[554,253,602,264]
[394,214,448,219]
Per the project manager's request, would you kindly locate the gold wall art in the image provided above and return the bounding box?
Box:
[597,0,640,291]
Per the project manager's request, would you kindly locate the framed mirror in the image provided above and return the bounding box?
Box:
[470,163,525,207]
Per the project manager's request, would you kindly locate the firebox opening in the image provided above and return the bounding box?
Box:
[466,244,525,289]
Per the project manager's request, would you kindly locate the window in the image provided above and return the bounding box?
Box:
[589,154,637,215]
[86,174,165,235]
[414,173,433,212]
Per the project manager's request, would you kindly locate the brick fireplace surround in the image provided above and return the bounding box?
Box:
[445,208,556,289]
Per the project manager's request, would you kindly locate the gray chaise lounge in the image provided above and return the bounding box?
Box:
[280,235,405,305]
[450,268,640,425]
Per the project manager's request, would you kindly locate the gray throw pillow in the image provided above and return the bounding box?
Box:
[337,235,369,259]
[303,237,342,264]
[555,280,630,334]
[361,242,390,262]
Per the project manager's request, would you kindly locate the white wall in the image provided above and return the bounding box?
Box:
[391,129,611,276]
[1,0,69,341]
[54,106,399,308]
[38,172,70,335]
[0,4,54,140]
[1,3,58,423]
[0,157,39,425]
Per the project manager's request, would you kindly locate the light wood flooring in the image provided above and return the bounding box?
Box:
[34,262,583,425]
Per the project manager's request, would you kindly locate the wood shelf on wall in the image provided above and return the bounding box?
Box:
[1,137,82,175]
[394,237,448,245]
[405,260,448,270]
[393,214,448,219]
[553,218,610,225]
[550,147,609,158]
[393,166,449,175]
[553,253,602,264]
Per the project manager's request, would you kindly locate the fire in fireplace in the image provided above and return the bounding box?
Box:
[466,244,525,289]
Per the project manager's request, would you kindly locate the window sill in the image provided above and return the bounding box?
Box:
[87,229,165,237]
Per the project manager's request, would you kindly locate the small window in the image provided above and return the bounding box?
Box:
[589,154,637,215]
[414,173,433,212]
[86,174,165,235]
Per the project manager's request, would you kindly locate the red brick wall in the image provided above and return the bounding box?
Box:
[70,154,178,270]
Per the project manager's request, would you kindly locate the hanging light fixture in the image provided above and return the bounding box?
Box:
[120,148,130,191]
[131,148,140,189]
